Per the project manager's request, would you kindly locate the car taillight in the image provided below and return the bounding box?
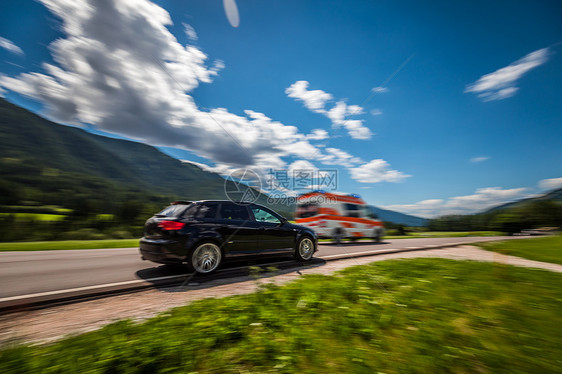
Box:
[158,220,185,230]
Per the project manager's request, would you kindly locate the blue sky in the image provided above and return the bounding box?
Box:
[1,0,561,217]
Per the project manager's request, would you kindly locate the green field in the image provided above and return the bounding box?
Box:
[0,213,66,221]
[2,258,561,373]
[319,231,505,242]
[477,235,562,265]
[0,239,139,251]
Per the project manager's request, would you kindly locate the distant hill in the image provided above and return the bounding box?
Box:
[428,187,562,233]
[482,187,562,214]
[0,98,291,216]
[368,205,427,227]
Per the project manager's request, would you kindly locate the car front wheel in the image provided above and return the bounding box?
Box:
[189,242,222,274]
[295,236,315,261]
[372,229,382,243]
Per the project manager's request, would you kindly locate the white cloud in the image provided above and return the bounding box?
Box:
[325,100,371,139]
[0,0,331,179]
[371,109,382,116]
[287,81,372,139]
[470,156,490,163]
[288,160,317,178]
[0,37,24,55]
[538,177,562,191]
[306,128,329,140]
[223,0,240,28]
[285,80,333,113]
[326,101,364,123]
[319,147,363,167]
[465,48,549,101]
[384,187,530,218]
[183,23,198,41]
[349,159,410,183]
[371,86,388,93]
[342,119,372,140]
[0,0,410,190]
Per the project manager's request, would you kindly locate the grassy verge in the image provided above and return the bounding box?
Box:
[477,234,562,265]
[2,258,561,373]
[0,239,139,251]
[319,231,504,242]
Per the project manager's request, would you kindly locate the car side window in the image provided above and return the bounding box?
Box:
[344,203,360,218]
[194,203,218,219]
[251,207,281,224]
[218,204,250,221]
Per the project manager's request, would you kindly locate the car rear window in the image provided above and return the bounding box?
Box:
[156,204,190,217]
[219,204,250,221]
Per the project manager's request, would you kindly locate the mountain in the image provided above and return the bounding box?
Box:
[0,98,291,216]
[368,206,427,227]
[482,188,562,214]
[0,98,427,225]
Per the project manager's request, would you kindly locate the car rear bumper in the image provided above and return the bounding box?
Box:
[139,238,186,265]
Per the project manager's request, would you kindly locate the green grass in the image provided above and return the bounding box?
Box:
[0,213,67,221]
[319,231,505,242]
[477,235,562,265]
[0,239,139,251]
[95,213,115,220]
[2,258,561,373]
[408,231,504,237]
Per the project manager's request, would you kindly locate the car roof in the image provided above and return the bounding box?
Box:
[173,200,264,206]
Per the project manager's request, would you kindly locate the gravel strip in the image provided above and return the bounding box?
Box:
[1,245,561,346]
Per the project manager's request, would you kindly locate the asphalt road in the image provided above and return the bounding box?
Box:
[0,236,518,299]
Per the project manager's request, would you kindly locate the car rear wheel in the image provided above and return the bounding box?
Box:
[189,242,222,274]
[332,229,344,245]
[295,236,315,261]
[372,229,382,243]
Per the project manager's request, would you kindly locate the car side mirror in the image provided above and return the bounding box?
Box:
[279,217,288,226]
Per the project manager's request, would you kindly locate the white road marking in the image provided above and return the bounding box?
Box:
[0,274,188,303]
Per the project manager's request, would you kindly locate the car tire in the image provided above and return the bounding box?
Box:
[332,229,344,245]
[295,236,315,261]
[372,229,382,243]
[187,241,222,274]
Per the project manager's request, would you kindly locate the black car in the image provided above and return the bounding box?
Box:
[140,200,318,273]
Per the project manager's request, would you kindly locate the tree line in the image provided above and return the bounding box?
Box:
[427,200,562,234]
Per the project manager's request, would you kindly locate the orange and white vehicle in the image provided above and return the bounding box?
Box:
[294,191,385,243]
